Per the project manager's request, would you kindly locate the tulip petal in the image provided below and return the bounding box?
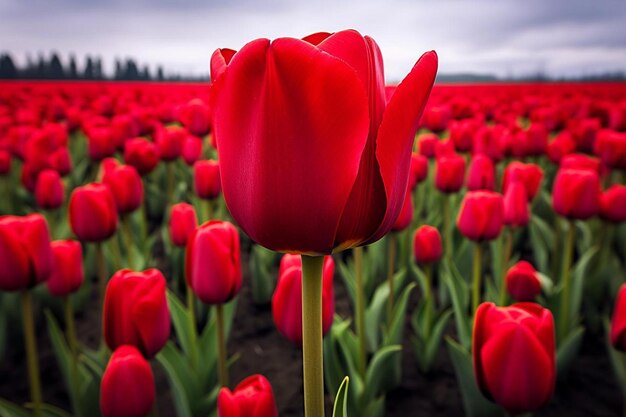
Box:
[0,225,32,291]
[214,37,369,254]
[369,51,438,243]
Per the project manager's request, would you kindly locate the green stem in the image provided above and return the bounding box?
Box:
[442,194,452,259]
[558,220,576,343]
[166,162,175,206]
[149,403,159,417]
[203,199,213,222]
[216,303,228,388]
[301,255,325,417]
[96,242,107,310]
[21,290,42,417]
[552,217,562,284]
[387,233,397,321]
[472,242,483,316]
[423,263,434,338]
[354,246,367,378]
[186,284,199,368]
[64,297,81,417]
[499,227,513,306]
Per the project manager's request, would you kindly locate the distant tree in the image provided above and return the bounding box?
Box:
[114,59,123,80]
[69,54,78,79]
[125,59,139,80]
[37,53,46,78]
[84,56,95,79]
[156,65,164,81]
[94,57,103,79]
[0,53,18,79]
[141,65,150,81]
[49,52,65,79]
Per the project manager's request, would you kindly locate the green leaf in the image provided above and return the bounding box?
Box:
[331,377,350,417]
[556,326,585,380]
[445,338,502,417]
[362,396,385,417]
[362,344,402,402]
[0,399,30,417]
[383,281,415,347]
[423,310,453,373]
[365,270,408,351]
[249,245,277,305]
[167,291,194,358]
[441,261,471,349]
[569,247,598,327]
[157,343,195,417]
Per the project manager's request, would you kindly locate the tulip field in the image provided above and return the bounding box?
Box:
[2,31,626,417]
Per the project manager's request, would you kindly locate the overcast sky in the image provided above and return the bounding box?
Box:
[1,0,626,80]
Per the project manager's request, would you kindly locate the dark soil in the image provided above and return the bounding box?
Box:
[0,268,623,417]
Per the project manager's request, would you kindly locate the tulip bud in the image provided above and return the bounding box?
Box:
[474,125,505,162]
[502,162,543,201]
[87,127,116,162]
[194,160,221,200]
[466,154,495,191]
[47,240,84,297]
[600,184,626,223]
[69,183,118,242]
[409,153,428,190]
[217,374,278,417]
[178,99,211,137]
[186,220,242,304]
[457,191,504,241]
[0,150,11,175]
[101,345,155,417]
[560,154,601,174]
[594,129,626,170]
[423,105,451,133]
[503,181,529,227]
[102,163,144,214]
[552,168,601,220]
[0,214,53,291]
[547,131,576,164]
[391,189,413,232]
[124,138,160,176]
[505,261,541,301]
[434,139,455,158]
[449,119,476,152]
[155,126,185,162]
[525,123,548,156]
[571,118,601,153]
[272,254,334,346]
[49,147,72,176]
[169,203,198,247]
[435,154,466,193]
[182,135,203,166]
[473,302,555,413]
[611,284,626,352]
[413,225,442,264]
[418,133,438,158]
[103,268,170,358]
[35,169,65,210]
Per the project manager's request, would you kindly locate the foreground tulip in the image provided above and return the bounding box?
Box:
[69,183,118,242]
[611,284,626,352]
[506,261,541,301]
[101,345,155,417]
[552,168,601,220]
[457,191,504,242]
[103,268,170,358]
[47,240,84,297]
[391,189,413,232]
[272,255,334,346]
[35,169,65,210]
[473,302,555,414]
[218,374,278,417]
[413,225,442,264]
[169,203,198,247]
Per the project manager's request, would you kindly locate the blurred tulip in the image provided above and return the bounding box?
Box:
[503,181,529,227]
[391,189,413,232]
[594,129,626,170]
[502,162,543,201]
[611,284,626,352]
[49,147,72,176]
[413,225,442,264]
[124,138,160,176]
[35,169,65,210]
[552,168,601,220]
[103,268,170,358]
[47,240,84,297]
[182,135,203,166]
[409,153,428,190]
[69,183,118,242]
[211,29,437,254]
[435,154,466,193]
[525,123,548,156]
[547,131,576,164]
[448,119,476,152]
[466,154,495,191]
[102,162,144,214]
[600,184,626,223]
[0,150,11,175]
[101,345,155,417]
[272,254,334,346]
[434,138,456,158]
[457,191,504,241]
[178,99,211,137]
[423,105,451,133]
[0,213,53,291]
[418,133,438,158]
[155,126,185,161]
[87,127,116,161]
[186,220,242,304]
[506,261,541,301]
[194,160,221,200]
[169,203,198,247]
[560,153,601,174]
[474,125,505,162]
[473,302,555,413]
[218,374,278,417]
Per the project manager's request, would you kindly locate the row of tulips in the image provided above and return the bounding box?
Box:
[1,29,626,417]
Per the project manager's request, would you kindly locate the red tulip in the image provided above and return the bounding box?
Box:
[111,114,140,150]
[560,154,601,174]
[409,153,428,190]
[423,105,451,133]
[503,181,529,227]
[552,169,601,220]
[49,147,72,176]
[474,125,505,162]
[547,131,576,164]
[449,119,477,152]
[103,268,170,358]
[525,123,548,156]
[124,138,160,176]
[69,183,118,242]
[169,203,198,247]
[473,302,555,413]
[571,118,601,153]
[0,150,11,175]
[457,191,504,241]
[600,185,626,223]
[35,169,65,210]
[272,254,334,346]
[87,127,116,161]
[611,284,626,352]
[0,213,53,291]
[502,162,543,201]
[186,220,242,304]
[391,188,413,232]
[178,99,211,137]
[434,139,456,158]
[466,154,495,191]
[182,135,203,166]
[506,261,541,301]
[217,374,278,417]
[435,154,466,193]
[413,225,442,264]
[594,129,626,170]
[211,29,437,254]
[194,160,221,200]
[102,162,144,214]
[101,345,155,417]
[155,126,185,161]
[418,133,438,158]
[47,240,84,297]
